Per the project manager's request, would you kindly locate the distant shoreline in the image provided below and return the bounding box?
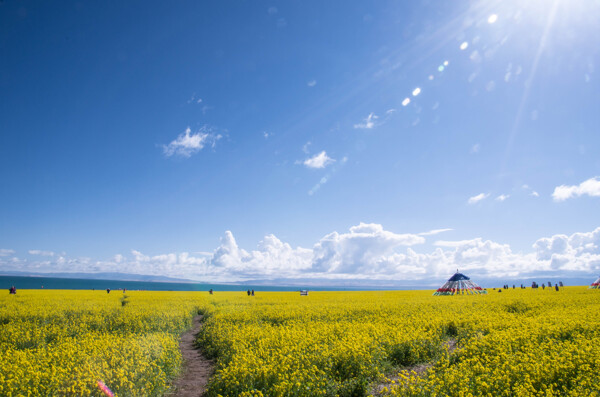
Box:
[0,275,392,292]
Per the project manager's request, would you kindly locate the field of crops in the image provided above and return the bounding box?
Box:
[1,287,599,396]
[0,290,203,396]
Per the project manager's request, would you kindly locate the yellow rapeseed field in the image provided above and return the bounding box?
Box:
[1,287,599,396]
[0,290,204,396]
[197,288,600,397]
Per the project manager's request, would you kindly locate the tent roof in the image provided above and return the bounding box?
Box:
[448,272,470,281]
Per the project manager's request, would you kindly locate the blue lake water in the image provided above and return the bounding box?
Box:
[0,275,354,292]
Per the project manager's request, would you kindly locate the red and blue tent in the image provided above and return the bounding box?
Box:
[434,271,487,296]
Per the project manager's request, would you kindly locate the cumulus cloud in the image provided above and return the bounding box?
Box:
[303,151,335,169]
[29,250,55,256]
[3,225,599,284]
[0,249,15,256]
[354,112,378,129]
[532,228,600,271]
[496,194,510,201]
[311,223,425,274]
[211,232,313,277]
[552,177,600,202]
[163,127,222,157]
[468,193,489,204]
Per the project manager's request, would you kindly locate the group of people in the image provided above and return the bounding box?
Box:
[9,286,16,294]
[246,289,255,296]
[531,281,562,291]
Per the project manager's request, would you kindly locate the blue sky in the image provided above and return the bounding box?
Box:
[1,0,599,284]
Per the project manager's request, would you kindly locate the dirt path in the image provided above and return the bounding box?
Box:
[370,338,458,395]
[171,315,214,397]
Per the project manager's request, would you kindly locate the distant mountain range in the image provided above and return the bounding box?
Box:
[0,271,594,288]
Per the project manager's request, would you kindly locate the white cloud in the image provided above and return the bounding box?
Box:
[354,112,378,129]
[307,80,317,87]
[28,250,55,256]
[386,109,396,115]
[163,127,222,158]
[522,184,539,197]
[468,193,489,204]
[210,232,313,277]
[311,223,425,274]
[2,225,600,283]
[0,249,15,256]
[532,228,600,271]
[470,143,480,154]
[419,228,453,236]
[303,151,335,169]
[552,177,600,202]
[496,194,510,201]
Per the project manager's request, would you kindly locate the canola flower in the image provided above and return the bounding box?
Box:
[2,287,599,396]
[0,290,208,396]
[195,288,600,396]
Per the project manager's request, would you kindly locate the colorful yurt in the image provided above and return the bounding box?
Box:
[590,276,600,289]
[434,271,487,296]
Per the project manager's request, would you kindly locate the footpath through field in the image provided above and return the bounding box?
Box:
[172,314,213,396]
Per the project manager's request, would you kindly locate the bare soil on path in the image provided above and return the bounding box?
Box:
[171,315,214,397]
